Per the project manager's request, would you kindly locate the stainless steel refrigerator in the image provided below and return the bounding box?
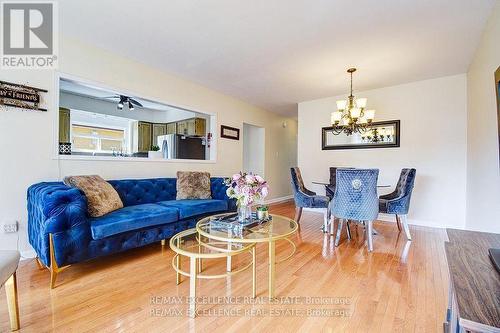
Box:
[158,134,206,160]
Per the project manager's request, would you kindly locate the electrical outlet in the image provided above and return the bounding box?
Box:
[3,221,18,233]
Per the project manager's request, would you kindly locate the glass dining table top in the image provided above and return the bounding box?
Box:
[196,213,298,243]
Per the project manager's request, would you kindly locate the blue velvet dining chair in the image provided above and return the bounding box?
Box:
[332,168,379,251]
[379,168,416,240]
[290,167,330,231]
[326,167,355,199]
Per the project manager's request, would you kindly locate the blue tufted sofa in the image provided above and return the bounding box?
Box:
[27,177,235,287]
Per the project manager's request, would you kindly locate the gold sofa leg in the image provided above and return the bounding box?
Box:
[5,272,20,331]
[49,234,70,289]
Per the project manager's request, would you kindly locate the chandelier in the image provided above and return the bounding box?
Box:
[330,68,375,135]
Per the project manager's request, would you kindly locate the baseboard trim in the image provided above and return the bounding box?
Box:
[303,210,454,229]
[21,248,37,260]
[377,213,455,228]
[264,195,293,205]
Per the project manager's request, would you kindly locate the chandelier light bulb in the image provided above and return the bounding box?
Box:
[365,109,375,121]
[336,100,347,110]
[355,98,367,109]
[331,111,342,124]
[350,107,361,119]
[331,113,335,124]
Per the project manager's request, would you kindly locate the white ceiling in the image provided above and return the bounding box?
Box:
[60,0,496,116]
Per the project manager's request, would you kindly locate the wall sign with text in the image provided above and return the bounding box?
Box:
[0,80,47,111]
[220,125,240,140]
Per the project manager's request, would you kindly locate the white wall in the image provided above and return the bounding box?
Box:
[298,74,467,228]
[243,123,265,177]
[466,1,500,233]
[152,107,197,123]
[0,37,297,253]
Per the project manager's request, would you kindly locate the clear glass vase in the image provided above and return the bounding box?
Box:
[237,204,252,222]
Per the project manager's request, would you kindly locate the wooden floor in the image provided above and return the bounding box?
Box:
[0,201,449,332]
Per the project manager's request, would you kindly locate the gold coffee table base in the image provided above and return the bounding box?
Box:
[196,214,298,300]
[276,237,297,263]
[169,229,256,318]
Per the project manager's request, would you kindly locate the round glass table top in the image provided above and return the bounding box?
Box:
[169,228,254,258]
[196,213,298,243]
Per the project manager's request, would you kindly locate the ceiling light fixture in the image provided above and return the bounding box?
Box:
[117,95,126,110]
[330,68,375,135]
[108,95,143,111]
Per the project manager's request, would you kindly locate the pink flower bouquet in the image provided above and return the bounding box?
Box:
[225,172,269,208]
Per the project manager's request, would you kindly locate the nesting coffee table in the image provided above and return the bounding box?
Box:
[170,213,298,317]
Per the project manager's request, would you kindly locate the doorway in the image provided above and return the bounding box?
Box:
[243,123,265,177]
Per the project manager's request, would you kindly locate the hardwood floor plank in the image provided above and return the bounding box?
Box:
[0,201,448,332]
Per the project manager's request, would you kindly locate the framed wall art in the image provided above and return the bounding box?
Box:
[220,125,240,140]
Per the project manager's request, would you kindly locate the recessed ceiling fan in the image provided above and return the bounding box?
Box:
[104,95,143,111]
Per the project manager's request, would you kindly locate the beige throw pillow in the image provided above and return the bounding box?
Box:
[176,171,212,200]
[64,175,123,217]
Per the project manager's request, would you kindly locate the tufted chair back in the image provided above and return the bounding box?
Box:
[380,168,416,215]
[329,167,355,185]
[329,167,338,186]
[332,169,379,221]
[290,167,315,196]
[394,168,416,199]
[291,167,305,192]
[327,167,355,199]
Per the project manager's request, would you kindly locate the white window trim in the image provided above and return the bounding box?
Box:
[70,120,129,154]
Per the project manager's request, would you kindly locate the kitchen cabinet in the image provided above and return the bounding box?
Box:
[152,123,167,147]
[177,118,206,136]
[166,122,176,134]
[138,121,152,152]
[59,108,71,143]
[177,120,187,135]
[194,118,206,136]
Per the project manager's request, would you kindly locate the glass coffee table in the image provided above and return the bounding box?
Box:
[196,213,298,300]
[170,228,256,318]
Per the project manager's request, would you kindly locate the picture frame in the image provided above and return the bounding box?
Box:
[322,120,400,150]
[220,125,240,140]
